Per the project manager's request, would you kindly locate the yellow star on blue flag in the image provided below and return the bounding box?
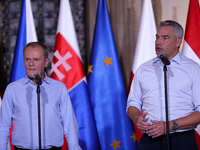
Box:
[103,56,113,66]
[88,64,93,74]
[111,139,121,150]
[130,132,137,143]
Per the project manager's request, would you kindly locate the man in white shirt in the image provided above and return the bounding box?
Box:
[127,20,200,150]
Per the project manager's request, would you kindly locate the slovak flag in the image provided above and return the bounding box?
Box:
[128,0,157,143]
[50,0,100,150]
[8,0,37,150]
[182,0,200,149]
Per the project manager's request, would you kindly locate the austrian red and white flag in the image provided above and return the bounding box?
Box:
[50,0,100,150]
[182,0,200,149]
[128,0,157,143]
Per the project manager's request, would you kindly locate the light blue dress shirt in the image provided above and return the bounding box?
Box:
[0,75,82,150]
[127,52,200,133]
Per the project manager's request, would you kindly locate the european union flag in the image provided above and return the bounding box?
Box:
[87,0,138,150]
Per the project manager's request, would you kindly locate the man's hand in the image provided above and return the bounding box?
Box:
[135,112,152,132]
[128,107,153,132]
[146,120,166,138]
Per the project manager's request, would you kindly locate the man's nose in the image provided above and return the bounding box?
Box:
[29,60,34,65]
[155,38,160,45]
[156,37,164,45]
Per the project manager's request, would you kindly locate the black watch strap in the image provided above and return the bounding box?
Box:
[172,120,178,131]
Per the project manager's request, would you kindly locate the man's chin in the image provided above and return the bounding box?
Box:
[156,50,163,55]
[27,72,37,78]
[27,73,35,80]
[27,76,34,80]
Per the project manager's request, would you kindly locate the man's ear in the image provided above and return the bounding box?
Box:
[176,38,182,48]
[45,58,50,67]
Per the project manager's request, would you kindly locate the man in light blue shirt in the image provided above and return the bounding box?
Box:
[127,20,200,150]
[0,42,82,150]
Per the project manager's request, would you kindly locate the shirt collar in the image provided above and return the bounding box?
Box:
[153,56,160,64]
[171,51,181,65]
[23,76,31,85]
[153,51,181,65]
[43,74,51,84]
[22,72,51,85]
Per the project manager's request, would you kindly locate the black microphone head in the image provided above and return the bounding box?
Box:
[157,53,170,65]
[157,53,164,59]
[33,73,42,85]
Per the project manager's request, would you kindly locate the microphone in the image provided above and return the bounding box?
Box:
[33,73,42,86]
[157,53,170,65]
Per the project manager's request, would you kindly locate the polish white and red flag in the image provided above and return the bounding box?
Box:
[182,0,200,149]
[50,0,100,150]
[128,0,156,143]
[0,93,11,150]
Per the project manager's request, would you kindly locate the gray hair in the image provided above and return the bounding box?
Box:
[23,42,49,59]
[158,20,184,39]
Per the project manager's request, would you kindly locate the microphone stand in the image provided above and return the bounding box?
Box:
[163,65,170,150]
[36,85,41,150]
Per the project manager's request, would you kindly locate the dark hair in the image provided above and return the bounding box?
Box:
[158,20,184,39]
[23,42,49,59]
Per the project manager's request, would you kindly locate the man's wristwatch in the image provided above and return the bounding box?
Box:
[172,120,178,131]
